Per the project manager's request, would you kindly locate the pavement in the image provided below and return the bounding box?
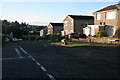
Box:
[2,40,120,79]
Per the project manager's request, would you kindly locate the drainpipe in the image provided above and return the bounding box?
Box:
[89,27,92,42]
[117,5,120,30]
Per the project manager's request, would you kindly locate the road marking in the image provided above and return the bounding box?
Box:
[0,58,18,60]
[36,61,41,66]
[32,58,36,61]
[15,48,23,58]
[0,57,30,60]
[19,46,31,56]
[40,66,47,72]
[18,46,56,80]
[47,73,56,80]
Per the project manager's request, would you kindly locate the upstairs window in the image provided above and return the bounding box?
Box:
[64,21,68,26]
[70,20,73,26]
[106,11,116,19]
[96,14,101,20]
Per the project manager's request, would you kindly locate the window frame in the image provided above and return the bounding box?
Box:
[96,14,101,20]
[106,11,116,19]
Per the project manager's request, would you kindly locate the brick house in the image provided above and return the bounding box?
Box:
[93,3,120,37]
[63,15,94,35]
[47,23,63,35]
[83,3,120,37]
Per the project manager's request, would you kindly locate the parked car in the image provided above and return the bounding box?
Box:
[12,38,18,42]
[68,33,79,39]
[18,39,22,41]
[4,37,9,42]
[79,34,87,38]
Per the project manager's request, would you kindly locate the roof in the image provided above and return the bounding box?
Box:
[50,23,63,26]
[94,3,120,13]
[68,15,94,20]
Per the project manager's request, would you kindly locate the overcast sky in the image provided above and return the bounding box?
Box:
[0,2,118,25]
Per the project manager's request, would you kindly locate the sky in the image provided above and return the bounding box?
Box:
[0,2,119,26]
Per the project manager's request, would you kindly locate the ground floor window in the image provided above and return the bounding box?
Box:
[105,26,115,37]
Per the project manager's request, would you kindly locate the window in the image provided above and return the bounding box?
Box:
[70,30,74,33]
[96,14,101,20]
[64,21,68,26]
[81,23,88,27]
[65,30,68,35]
[70,20,73,26]
[106,11,116,19]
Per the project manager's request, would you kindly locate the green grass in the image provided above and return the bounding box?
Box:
[51,42,100,47]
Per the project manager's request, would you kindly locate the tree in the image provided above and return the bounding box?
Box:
[2,20,11,34]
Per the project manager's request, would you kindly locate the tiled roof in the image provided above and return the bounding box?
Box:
[95,3,120,12]
[68,15,94,20]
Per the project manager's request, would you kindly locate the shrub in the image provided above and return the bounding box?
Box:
[79,34,87,38]
[22,34,39,40]
[44,34,51,40]
[114,28,120,38]
[50,33,61,40]
[96,31,108,37]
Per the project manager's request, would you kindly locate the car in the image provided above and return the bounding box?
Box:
[18,39,22,41]
[12,38,18,42]
[4,37,9,42]
[68,33,79,39]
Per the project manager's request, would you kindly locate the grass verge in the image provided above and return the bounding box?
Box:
[51,42,100,47]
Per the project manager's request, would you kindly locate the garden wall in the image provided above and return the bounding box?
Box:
[71,37,120,44]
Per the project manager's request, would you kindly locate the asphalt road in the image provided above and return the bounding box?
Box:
[2,40,120,79]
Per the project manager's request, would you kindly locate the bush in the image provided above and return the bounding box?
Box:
[22,34,39,40]
[79,34,87,38]
[50,33,61,40]
[44,34,51,40]
[96,31,108,37]
[114,28,120,38]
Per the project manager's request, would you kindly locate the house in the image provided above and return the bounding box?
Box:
[47,23,63,35]
[63,15,94,35]
[40,28,47,37]
[93,3,120,37]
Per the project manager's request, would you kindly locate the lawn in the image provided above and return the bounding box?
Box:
[51,42,100,47]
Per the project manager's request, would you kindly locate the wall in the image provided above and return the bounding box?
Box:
[63,16,74,34]
[118,6,120,30]
[53,26,63,33]
[47,24,53,34]
[72,37,120,44]
[74,19,94,34]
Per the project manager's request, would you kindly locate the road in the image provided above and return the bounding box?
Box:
[2,40,120,79]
